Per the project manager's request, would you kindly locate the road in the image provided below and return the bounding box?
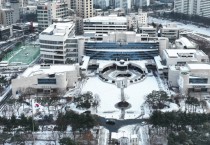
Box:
[0,86,12,109]
[98,116,147,132]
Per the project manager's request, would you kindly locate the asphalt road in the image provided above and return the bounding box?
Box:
[98,116,147,132]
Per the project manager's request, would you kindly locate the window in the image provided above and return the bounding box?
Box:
[189,78,208,84]
[38,79,56,84]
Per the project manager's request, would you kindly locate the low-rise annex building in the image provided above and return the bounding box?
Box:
[11,64,80,97]
[159,49,209,87]
[178,63,210,95]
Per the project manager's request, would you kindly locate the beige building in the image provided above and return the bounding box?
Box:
[11,64,80,97]
[37,1,69,31]
[76,0,93,18]
[0,8,14,26]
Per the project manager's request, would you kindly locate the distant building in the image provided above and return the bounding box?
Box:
[0,25,12,40]
[76,0,93,18]
[160,24,179,41]
[135,0,150,7]
[37,1,68,31]
[139,23,180,41]
[139,26,157,37]
[83,15,127,37]
[10,0,20,23]
[0,7,14,26]
[175,37,197,49]
[159,0,174,3]
[94,0,109,9]
[11,64,79,97]
[127,11,148,31]
[115,0,131,13]
[174,0,210,18]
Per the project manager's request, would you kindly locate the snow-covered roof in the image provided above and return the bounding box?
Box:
[176,37,196,48]
[22,64,76,77]
[81,56,90,70]
[165,49,197,58]
[187,63,210,70]
[154,56,166,70]
[41,22,74,36]
[83,16,127,23]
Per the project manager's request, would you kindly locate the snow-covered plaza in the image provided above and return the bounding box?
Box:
[82,72,160,119]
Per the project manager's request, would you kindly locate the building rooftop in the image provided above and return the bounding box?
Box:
[187,63,210,70]
[22,64,76,77]
[165,49,206,58]
[176,37,196,49]
[83,15,127,23]
[41,22,74,36]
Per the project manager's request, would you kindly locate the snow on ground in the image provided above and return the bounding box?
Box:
[82,75,160,119]
[149,17,210,36]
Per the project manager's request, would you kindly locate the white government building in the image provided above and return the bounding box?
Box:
[11,64,79,97]
[83,15,127,37]
[178,63,210,95]
[156,48,210,95]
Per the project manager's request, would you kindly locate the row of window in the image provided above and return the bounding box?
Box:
[38,79,56,84]
[85,50,159,60]
[40,40,63,44]
[189,78,208,84]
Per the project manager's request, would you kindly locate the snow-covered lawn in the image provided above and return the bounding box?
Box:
[82,75,160,119]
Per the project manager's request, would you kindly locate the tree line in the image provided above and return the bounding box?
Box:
[155,12,210,26]
[0,114,39,132]
[149,111,210,145]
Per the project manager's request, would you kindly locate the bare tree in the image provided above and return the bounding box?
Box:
[92,94,100,113]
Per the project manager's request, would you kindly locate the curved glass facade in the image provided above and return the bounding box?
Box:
[85,42,159,60]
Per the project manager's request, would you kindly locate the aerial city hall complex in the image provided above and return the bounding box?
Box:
[0,0,210,144]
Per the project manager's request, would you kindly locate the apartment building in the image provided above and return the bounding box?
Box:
[135,0,150,7]
[174,0,210,18]
[127,11,148,30]
[76,0,93,18]
[37,1,68,31]
[10,0,20,23]
[0,7,14,26]
[115,0,131,13]
[94,0,109,9]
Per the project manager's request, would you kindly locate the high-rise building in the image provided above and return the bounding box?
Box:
[115,0,131,12]
[37,1,68,31]
[174,0,210,18]
[68,0,76,11]
[94,0,109,9]
[109,0,115,8]
[0,7,14,26]
[76,0,93,18]
[9,0,20,23]
[135,0,150,7]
